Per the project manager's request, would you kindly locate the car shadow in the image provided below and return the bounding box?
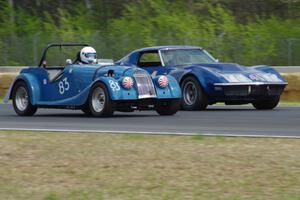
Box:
[203,108,257,111]
[29,112,160,118]
[180,107,282,111]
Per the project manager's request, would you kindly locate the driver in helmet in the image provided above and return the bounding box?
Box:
[76,46,97,64]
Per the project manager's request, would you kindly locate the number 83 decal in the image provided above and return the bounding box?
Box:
[109,80,120,91]
[58,77,70,94]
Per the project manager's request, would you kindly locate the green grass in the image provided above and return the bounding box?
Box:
[191,134,206,140]
[279,101,300,106]
[0,97,11,103]
[215,101,300,107]
[0,131,299,200]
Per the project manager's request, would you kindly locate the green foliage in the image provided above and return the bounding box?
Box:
[108,1,300,65]
[191,134,206,141]
[0,0,299,66]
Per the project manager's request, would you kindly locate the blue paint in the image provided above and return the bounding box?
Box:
[118,46,287,104]
[5,63,181,107]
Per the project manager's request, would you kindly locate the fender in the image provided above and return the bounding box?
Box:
[178,67,221,97]
[252,65,286,82]
[4,73,41,105]
[92,77,138,100]
[153,75,181,99]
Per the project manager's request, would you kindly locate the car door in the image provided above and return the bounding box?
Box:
[136,50,174,77]
[42,65,78,102]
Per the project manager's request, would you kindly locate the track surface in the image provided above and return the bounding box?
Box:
[0,104,299,137]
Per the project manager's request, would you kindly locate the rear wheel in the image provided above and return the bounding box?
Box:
[88,82,114,117]
[252,98,280,110]
[155,99,180,115]
[181,76,208,110]
[12,81,37,116]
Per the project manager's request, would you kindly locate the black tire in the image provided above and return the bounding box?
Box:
[155,99,180,115]
[181,76,208,110]
[81,104,92,115]
[12,81,37,116]
[88,82,114,117]
[252,98,280,110]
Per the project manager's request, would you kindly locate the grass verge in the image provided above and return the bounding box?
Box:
[279,101,300,106]
[0,131,299,200]
[214,101,300,107]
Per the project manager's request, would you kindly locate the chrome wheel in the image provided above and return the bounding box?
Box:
[15,86,29,111]
[92,87,106,113]
[183,81,198,106]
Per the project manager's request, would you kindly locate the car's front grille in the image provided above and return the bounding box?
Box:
[133,70,157,99]
[223,85,285,96]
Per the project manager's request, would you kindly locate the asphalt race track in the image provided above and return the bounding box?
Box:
[1,104,300,137]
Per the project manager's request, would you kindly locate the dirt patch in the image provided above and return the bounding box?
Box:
[281,73,300,101]
[0,73,17,97]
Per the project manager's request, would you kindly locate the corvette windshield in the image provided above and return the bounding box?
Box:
[161,49,217,66]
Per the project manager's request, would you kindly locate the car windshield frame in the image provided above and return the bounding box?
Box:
[38,43,89,68]
[159,48,217,67]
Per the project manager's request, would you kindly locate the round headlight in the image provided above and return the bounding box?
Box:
[158,75,169,88]
[122,77,134,89]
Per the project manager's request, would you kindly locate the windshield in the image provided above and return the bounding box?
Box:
[44,46,83,67]
[161,49,217,66]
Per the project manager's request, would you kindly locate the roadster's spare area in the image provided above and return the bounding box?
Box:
[4,43,181,117]
[118,46,288,110]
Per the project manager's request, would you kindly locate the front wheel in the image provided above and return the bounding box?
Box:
[155,99,180,115]
[12,81,37,116]
[181,76,208,110]
[252,98,280,110]
[88,82,114,117]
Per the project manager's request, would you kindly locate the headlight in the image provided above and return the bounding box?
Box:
[222,74,252,83]
[121,77,134,89]
[259,73,282,82]
[249,73,282,82]
[157,75,169,88]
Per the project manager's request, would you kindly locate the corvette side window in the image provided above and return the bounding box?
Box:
[137,52,162,67]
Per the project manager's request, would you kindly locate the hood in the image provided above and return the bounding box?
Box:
[185,62,247,73]
[72,64,142,80]
[183,63,285,83]
[90,65,149,79]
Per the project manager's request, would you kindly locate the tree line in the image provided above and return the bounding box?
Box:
[0,0,299,66]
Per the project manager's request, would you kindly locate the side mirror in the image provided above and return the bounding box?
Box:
[42,60,47,67]
[66,59,72,65]
[215,59,219,63]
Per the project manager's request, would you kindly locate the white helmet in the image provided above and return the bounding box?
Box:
[80,46,97,64]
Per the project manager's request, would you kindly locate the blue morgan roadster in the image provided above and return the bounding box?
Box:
[4,44,181,117]
[117,46,287,110]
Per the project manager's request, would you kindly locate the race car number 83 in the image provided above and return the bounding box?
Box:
[109,80,120,91]
[58,77,70,94]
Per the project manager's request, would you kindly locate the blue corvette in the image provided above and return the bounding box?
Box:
[117,46,287,110]
[4,44,181,117]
